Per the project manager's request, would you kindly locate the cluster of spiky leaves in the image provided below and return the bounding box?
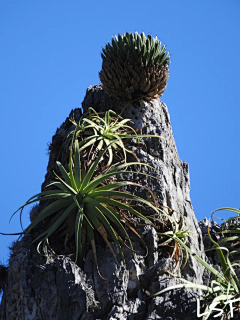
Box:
[2,108,178,279]
[213,207,240,258]
[10,138,161,277]
[66,107,140,168]
[66,107,170,168]
[156,209,198,270]
[101,32,170,67]
[99,32,170,102]
[154,207,240,319]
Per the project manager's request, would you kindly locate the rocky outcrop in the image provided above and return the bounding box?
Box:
[0,85,208,319]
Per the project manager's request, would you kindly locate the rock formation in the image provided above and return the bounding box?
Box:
[0,85,209,320]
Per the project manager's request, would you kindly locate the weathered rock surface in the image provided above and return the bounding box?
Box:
[0,85,208,319]
[0,235,98,320]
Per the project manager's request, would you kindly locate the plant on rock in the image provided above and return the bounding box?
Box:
[11,141,160,277]
[67,107,172,169]
[67,107,140,168]
[99,31,170,102]
[212,207,240,257]
[156,209,198,270]
[153,217,240,319]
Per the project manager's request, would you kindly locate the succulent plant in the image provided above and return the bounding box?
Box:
[10,140,160,278]
[66,107,170,169]
[99,32,170,102]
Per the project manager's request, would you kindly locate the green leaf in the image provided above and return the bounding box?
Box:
[79,136,101,152]
[152,282,212,298]
[213,207,240,217]
[74,139,81,190]
[94,181,134,191]
[91,195,152,224]
[90,199,132,251]
[90,189,151,203]
[53,171,78,195]
[103,138,113,167]
[11,190,73,224]
[46,181,68,192]
[25,199,72,235]
[75,205,84,260]
[84,165,156,195]
[44,202,76,238]
[172,235,226,283]
[80,143,113,193]
[105,110,110,127]
[56,161,72,185]
[96,139,104,151]
[207,228,230,280]
[91,204,124,263]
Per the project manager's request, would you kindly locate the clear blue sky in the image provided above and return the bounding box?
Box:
[0,0,239,265]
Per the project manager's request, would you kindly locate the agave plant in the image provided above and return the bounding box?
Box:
[11,141,160,277]
[66,107,173,168]
[152,226,240,319]
[99,31,170,102]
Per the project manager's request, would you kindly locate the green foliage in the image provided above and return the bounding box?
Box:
[67,107,140,167]
[99,32,170,102]
[67,107,172,167]
[11,140,160,274]
[213,208,240,258]
[157,210,198,269]
[2,107,179,280]
[101,32,170,67]
[153,207,240,319]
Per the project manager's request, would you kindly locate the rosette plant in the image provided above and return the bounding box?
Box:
[67,107,172,168]
[67,107,140,167]
[99,31,170,102]
[10,140,160,276]
[157,210,198,269]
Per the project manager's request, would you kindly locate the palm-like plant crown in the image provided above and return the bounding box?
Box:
[99,32,170,102]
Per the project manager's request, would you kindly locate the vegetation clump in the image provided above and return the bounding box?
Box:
[7,108,169,279]
[99,32,170,102]
[154,207,240,320]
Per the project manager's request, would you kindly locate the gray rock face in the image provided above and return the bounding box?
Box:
[82,84,206,283]
[0,235,97,320]
[0,85,207,319]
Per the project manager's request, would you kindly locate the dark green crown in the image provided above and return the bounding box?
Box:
[99,32,170,102]
[101,32,170,67]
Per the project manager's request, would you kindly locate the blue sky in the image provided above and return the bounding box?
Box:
[0,0,239,265]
